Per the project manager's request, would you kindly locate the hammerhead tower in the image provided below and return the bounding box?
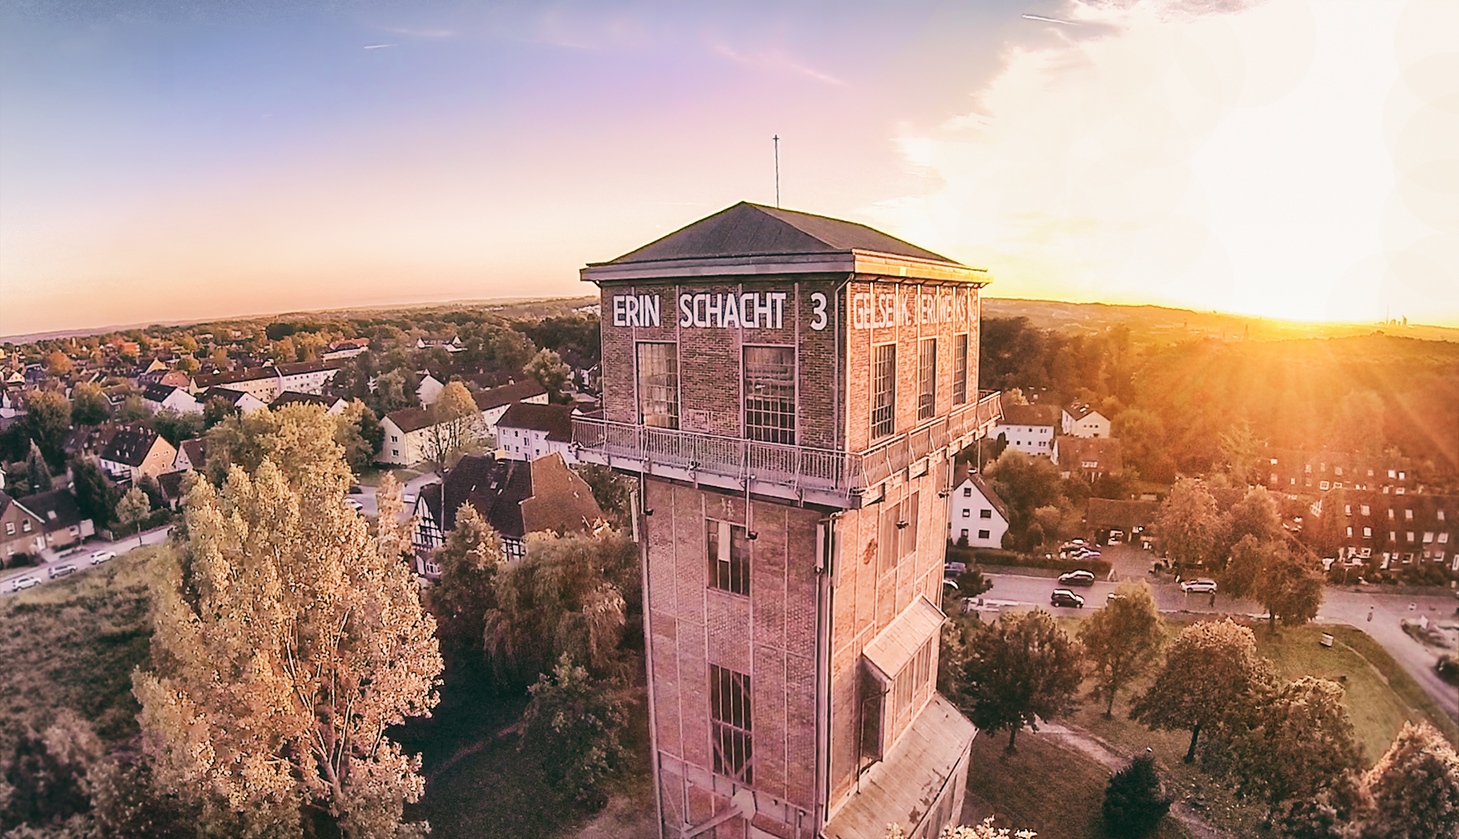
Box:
[576,202,1002,839]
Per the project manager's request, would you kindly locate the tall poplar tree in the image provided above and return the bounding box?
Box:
[134,408,442,839]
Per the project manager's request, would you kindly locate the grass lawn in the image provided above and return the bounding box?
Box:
[964,730,1192,839]
[0,546,160,748]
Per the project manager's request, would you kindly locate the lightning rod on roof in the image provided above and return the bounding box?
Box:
[773,134,780,208]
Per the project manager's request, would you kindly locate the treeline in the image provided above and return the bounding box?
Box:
[980,317,1459,482]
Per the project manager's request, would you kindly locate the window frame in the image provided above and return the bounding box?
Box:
[917,338,937,421]
[871,343,896,440]
[707,519,750,597]
[709,664,753,783]
[952,333,969,405]
[636,341,680,430]
[743,345,796,445]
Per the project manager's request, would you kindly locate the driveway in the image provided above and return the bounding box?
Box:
[352,470,440,520]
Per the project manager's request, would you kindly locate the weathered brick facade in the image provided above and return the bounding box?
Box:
[578,203,998,839]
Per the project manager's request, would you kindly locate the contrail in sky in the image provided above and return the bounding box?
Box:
[1022,13,1080,25]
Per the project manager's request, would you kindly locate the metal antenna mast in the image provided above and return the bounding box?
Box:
[773,135,780,208]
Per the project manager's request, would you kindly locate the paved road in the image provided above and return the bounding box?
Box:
[352,471,441,519]
[0,523,174,596]
[977,565,1458,722]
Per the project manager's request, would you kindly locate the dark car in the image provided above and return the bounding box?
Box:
[1050,589,1085,608]
[1057,569,1096,587]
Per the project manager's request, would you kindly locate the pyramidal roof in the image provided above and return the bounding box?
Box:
[582,202,986,284]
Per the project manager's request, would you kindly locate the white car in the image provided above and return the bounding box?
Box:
[1180,578,1218,594]
[47,563,77,579]
[88,550,116,566]
[9,575,40,592]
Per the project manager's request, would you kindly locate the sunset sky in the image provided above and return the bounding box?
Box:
[2,0,1455,337]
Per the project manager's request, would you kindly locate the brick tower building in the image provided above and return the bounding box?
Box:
[574,202,1002,839]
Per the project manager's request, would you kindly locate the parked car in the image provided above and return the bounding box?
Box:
[1057,569,1096,587]
[1180,578,1218,594]
[1107,592,1125,602]
[9,575,40,592]
[1060,539,1086,551]
[345,499,364,513]
[944,561,967,580]
[1050,589,1085,608]
[88,550,115,566]
[47,563,77,579]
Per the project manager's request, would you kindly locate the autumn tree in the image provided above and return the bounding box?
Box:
[946,609,1081,752]
[71,381,111,425]
[133,410,442,839]
[1077,580,1164,717]
[520,655,630,808]
[334,400,383,472]
[1332,390,1386,457]
[1217,419,1264,486]
[421,381,480,468]
[69,456,118,524]
[115,486,150,546]
[1155,479,1221,572]
[1229,677,1362,822]
[1223,485,1283,553]
[427,504,503,652]
[1130,619,1274,763]
[984,449,1064,549]
[483,527,638,684]
[45,349,74,377]
[1224,536,1324,634]
[576,464,631,530]
[152,408,204,447]
[1359,721,1459,839]
[116,394,149,422]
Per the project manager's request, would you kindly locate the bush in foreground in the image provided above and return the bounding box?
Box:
[1103,755,1172,837]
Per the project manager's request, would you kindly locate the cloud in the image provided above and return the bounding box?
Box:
[711,42,845,87]
[865,0,1457,325]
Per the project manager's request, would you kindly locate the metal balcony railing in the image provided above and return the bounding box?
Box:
[571,390,1001,508]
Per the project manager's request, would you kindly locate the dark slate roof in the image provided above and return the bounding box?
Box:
[496,402,574,442]
[155,470,191,503]
[202,387,252,406]
[100,424,163,467]
[422,453,603,541]
[178,438,207,468]
[999,402,1060,427]
[1056,436,1124,473]
[474,380,548,412]
[1065,402,1104,421]
[142,382,179,403]
[594,202,959,267]
[385,407,435,434]
[17,488,86,531]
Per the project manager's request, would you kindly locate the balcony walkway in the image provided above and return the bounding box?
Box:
[571,391,1001,508]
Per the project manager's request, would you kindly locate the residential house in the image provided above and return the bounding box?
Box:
[1318,489,1458,572]
[271,391,348,414]
[0,491,46,565]
[193,361,341,403]
[201,387,269,414]
[142,383,202,414]
[16,488,94,552]
[1062,402,1111,438]
[155,471,193,510]
[947,473,1010,549]
[98,424,177,482]
[495,402,576,463]
[416,374,445,408]
[1265,448,1418,495]
[416,335,464,353]
[991,401,1059,457]
[173,438,208,472]
[378,408,439,466]
[322,338,370,361]
[1054,436,1123,482]
[473,380,549,440]
[412,452,604,573]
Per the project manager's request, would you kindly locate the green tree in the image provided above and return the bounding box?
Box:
[372,369,415,415]
[334,400,382,473]
[25,439,54,493]
[71,382,111,426]
[1103,755,1172,838]
[1155,479,1221,573]
[1332,390,1386,457]
[1130,619,1274,763]
[1359,721,1459,839]
[427,504,502,652]
[133,421,442,838]
[524,348,573,403]
[69,456,118,524]
[151,408,204,447]
[115,486,150,546]
[520,655,630,808]
[1217,419,1264,486]
[202,396,239,429]
[22,389,71,467]
[1223,485,1283,553]
[116,394,149,423]
[1230,677,1362,822]
[946,609,1082,752]
[1077,580,1164,717]
[1224,536,1325,634]
[985,449,1064,549]
[483,527,638,684]
[576,464,631,530]
[1113,408,1175,483]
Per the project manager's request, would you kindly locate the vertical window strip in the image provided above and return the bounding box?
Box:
[953,333,968,405]
[636,342,679,429]
[707,520,750,596]
[744,346,796,444]
[918,339,937,420]
[709,664,754,783]
[872,343,896,439]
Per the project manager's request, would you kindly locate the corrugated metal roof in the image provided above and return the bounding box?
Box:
[593,202,961,267]
[863,596,944,680]
[824,693,977,839]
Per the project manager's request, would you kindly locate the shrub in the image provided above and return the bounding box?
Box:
[1103,755,1173,837]
[1436,654,1459,686]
